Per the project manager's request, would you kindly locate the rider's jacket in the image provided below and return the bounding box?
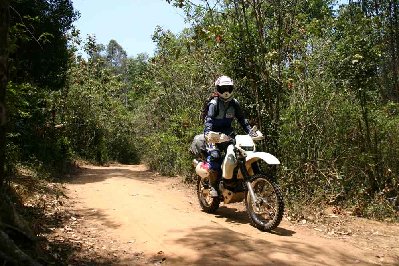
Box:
[204,97,251,136]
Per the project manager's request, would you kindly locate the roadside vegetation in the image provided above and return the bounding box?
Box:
[0,0,398,264]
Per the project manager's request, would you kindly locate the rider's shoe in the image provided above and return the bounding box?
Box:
[209,187,218,198]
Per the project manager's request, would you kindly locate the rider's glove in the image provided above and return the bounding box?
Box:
[249,129,258,138]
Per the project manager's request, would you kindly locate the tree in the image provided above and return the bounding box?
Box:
[106,39,127,69]
[9,0,78,90]
[125,53,150,103]
[0,0,10,188]
[5,0,78,171]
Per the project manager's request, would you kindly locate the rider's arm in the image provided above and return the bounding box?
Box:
[234,100,252,134]
[204,101,218,135]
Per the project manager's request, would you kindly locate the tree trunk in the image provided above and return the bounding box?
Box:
[392,0,399,100]
[0,230,41,266]
[0,0,9,188]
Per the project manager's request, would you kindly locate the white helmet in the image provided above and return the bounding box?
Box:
[215,75,234,101]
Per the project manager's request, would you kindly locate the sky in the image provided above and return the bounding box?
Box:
[72,0,188,57]
[72,0,350,58]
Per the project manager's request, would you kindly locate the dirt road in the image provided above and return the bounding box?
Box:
[59,164,399,265]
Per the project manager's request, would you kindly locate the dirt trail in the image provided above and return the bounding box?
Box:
[61,164,399,265]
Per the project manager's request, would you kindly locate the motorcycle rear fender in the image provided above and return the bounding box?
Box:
[245,152,280,168]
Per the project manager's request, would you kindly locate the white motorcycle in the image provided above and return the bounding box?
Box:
[192,129,284,231]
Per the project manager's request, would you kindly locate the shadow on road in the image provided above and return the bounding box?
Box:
[161,225,374,266]
[28,196,123,265]
[271,226,296,236]
[210,206,296,237]
[214,206,250,225]
[60,165,167,185]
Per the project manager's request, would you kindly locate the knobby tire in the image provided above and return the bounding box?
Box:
[245,174,284,232]
[197,176,220,213]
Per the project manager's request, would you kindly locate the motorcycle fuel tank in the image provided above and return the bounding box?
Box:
[222,145,237,179]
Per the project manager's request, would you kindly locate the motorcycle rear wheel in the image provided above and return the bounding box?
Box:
[245,174,284,232]
[197,176,220,213]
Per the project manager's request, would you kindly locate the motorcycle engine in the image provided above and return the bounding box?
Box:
[219,179,245,204]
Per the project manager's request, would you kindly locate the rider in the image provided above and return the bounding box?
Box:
[204,75,257,197]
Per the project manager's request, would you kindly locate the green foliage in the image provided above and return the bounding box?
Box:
[6,82,66,169]
[59,46,140,164]
[126,25,224,176]
[106,39,127,69]
[9,0,78,90]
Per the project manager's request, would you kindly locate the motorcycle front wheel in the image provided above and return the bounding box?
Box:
[245,174,284,232]
[197,176,220,213]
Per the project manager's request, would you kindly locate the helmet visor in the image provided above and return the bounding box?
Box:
[217,85,234,94]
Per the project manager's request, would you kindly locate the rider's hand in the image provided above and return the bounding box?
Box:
[249,129,258,138]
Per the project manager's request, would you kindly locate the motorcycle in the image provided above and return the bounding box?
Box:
[192,129,284,231]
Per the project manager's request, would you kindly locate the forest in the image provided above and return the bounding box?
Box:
[0,0,398,264]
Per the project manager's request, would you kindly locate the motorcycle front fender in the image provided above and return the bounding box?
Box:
[245,152,280,168]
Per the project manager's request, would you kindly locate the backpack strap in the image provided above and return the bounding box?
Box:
[209,97,219,118]
[231,98,238,108]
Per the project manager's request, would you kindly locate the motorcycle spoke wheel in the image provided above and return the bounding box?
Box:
[245,174,284,232]
[197,176,220,213]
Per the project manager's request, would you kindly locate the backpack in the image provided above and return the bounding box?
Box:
[200,94,219,124]
[189,134,207,158]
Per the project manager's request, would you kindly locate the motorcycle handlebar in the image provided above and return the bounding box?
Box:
[205,131,263,144]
